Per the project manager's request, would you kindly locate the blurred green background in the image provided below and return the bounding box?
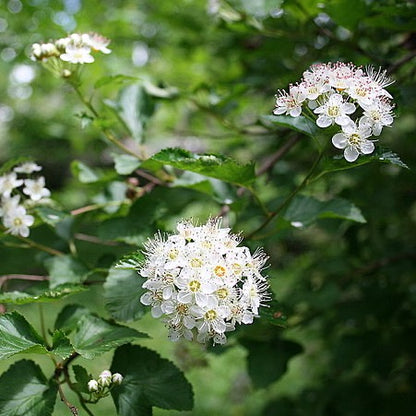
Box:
[1,0,415,415]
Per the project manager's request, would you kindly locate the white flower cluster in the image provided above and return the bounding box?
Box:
[0,162,50,237]
[274,62,395,162]
[139,218,270,345]
[88,370,123,397]
[31,32,111,66]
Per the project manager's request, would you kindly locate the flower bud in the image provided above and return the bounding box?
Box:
[98,370,112,387]
[112,373,123,385]
[87,379,99,392]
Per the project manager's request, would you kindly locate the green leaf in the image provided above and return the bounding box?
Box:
[105,83,155,143]
[54,304,90,332]
[317,148,409,178]
[325,0,367,30]
[50,330,74,360]
[240,338,303,388]
[0,285,87,305]
[98,194,164,244]
[259,299,288,327]
[115,250,145,270]
[71,160,103,183]
[0,312,47,360]
[94,74,139,89]
[0,360,57,416]
[261,114,318,138]
[104,267,147,322]
[284,195,366,227]
[72,315,148,359]
[44,255,89,289]
[111,344,194,416]
[236,0,283,19]
[143,147,255,186]
[72,365,92,394]
[113,154,141,175]
[35,206,73,241]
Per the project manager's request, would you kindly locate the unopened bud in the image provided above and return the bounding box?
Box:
[98,370,112,387]
[88,379,99,392]
[112,373,123,385]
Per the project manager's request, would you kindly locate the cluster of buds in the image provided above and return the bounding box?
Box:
[31,32,111,78]
[139,218,270,345]
[0,162,50,237]
[274,62,395,162]
[87,370,123,399]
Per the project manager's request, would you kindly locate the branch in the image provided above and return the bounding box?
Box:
[256,135,301,177]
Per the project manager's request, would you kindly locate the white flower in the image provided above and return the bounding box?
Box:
[0,195,21,218]
[60,44,94,64]
[82,32,112,54]
[332,121,374,162]
[0,172,24,198]
[14,162,42,174]
[22,177,51,201]
[2,205,34,237]
[138,218,270,345]
[274,85,306,117]
[361,99,394,136]
[88,379,99,392]
[314,93,356,128]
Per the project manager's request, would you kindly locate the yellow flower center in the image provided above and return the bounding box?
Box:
[190,258,203,268]
[349,133,361,146]
[328,105,340,117]
[13,218,23,227]
[168,249,179,260]
[189,280,201,292]
[204,309,217,321]
[216,287,228,299]
[176,304,189,315]
[214,265,226,277]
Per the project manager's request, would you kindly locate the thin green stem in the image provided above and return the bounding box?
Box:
[1,224,64,255]
[246,150,324,240]
[38,304,49,347]
[70,83,143,159]
[247,187,270,217]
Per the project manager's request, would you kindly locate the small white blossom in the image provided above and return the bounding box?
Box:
[361,99,394,136]
[332,121,374,162]
[314,93,355,128]
[60,44,94,64]
[23,177,51,201]
[0,172,24,198]
[82,32,112,54]
[14,162,42,174]
[138,218,270,345]
[2,205,34,237]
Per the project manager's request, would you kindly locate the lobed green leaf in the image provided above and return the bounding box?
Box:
[44,255,89,289]
[0,312,47,360]
[110,344,194,416]
[104,267,147,322]
[0,285,87,305]
[0,360,57,416]
[261,114,318,138]
[72,314,148,359]
[284,195,366,227]
[240,337,303,388]
[143,147,256,186]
